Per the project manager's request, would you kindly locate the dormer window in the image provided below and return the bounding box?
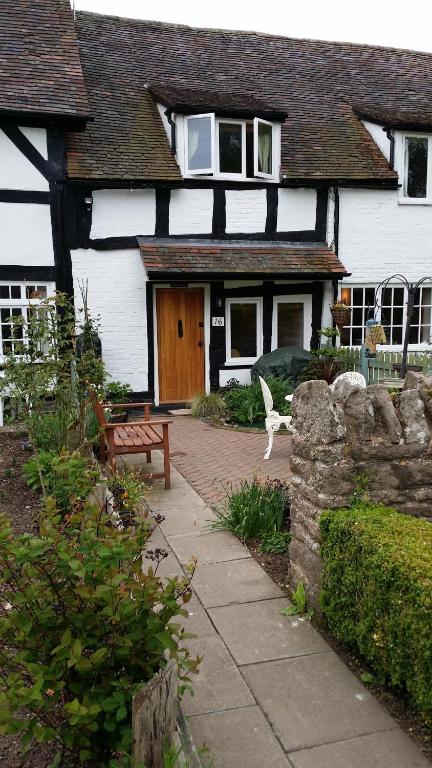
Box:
[185,114,277,180]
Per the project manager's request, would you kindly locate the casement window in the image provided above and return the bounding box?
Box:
[225,298,263,364]
[0,283,51,359]
[340,284,432,348]
[185,114,276,180]
[271,295,312,351]
[402,134,432,201]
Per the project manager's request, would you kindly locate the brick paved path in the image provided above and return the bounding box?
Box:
[167,416,291,508]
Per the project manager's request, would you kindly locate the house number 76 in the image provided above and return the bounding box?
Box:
[212,317,224,326]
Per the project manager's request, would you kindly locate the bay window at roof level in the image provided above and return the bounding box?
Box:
[184,114,278,180]
[340,285,432,348]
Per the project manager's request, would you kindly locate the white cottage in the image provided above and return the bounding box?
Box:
[1,1,432,406]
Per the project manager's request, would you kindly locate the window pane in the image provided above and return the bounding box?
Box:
[187,116,212,171]
[409,325,419,344]
[0,286,10,299]
[393,307,404,325]
[277,302,304,347]
[352,308,363,326]
[246,123,254,178]
[405,137,428,198]
[230,303,257,358]
[257,122,272,175]
[10,286,20,299]
[393,287,404,305]
[352,288,363,306]
[420,325,431,343]
[382,288,392,306]
[392,327,403,344]
[423,287,432,305]
[219,123,242,174]
[365,288,375,307]
[340,287,351,306]
[352,327,363,345]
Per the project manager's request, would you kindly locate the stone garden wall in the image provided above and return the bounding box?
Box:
[288,372,432,607]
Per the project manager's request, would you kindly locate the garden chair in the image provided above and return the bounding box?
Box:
[259,376,293,460]
[89,390,172,489]
[329,371,367,390]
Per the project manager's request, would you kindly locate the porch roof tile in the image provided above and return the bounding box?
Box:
[138,240,348,277]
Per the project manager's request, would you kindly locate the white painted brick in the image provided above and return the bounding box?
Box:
[277,188,316,231]
[0,203,54,265]
[90,189,155,239]
[339,189,432,283]
[0,128,48,191]
[225,190,267,233]
[169,188,213,234]
[71,248,148,391]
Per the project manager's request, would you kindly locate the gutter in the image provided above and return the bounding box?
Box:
[334,186,340,256]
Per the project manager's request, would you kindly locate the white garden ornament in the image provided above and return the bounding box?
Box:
[259,376,293,460]
[329,371,367,390]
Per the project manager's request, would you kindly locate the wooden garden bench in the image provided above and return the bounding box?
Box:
[90,391,172,489]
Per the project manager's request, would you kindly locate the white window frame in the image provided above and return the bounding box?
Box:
[399,132,432,205]
[0,281,54,362]
[339,283,432,351]
[225,297,263,365]
[184,113,216,175]
[216,118,246,180]
[271,294,313,351]
[182,115,278,181]
[254,117,275,179]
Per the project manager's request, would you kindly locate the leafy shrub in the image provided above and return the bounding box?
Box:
[190,392,227,420]
[320,503,432,721]
[302,348,349,384]
[105,380,133,404]
[23,450,97,513]
[258,530,291,554]
[212,478,290,540]
[108,466,149,527]
[223,377,292,426]
[27,411,65,453]
[0,504,198,765]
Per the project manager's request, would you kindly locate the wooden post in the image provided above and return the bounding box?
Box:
[132,660,177,768]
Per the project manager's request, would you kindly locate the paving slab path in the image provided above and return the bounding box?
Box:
[140,453,430,768]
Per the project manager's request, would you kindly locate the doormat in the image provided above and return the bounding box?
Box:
[167,408,192,416]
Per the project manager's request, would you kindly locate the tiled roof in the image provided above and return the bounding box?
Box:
[148,83,287,120]
[138,240,348,276]
[0,0,89,123]
[67,13,432,182]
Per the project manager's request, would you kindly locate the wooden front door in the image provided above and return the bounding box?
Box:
[156,287,205,403]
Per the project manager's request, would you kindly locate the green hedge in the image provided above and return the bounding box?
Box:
[320,504,432,721]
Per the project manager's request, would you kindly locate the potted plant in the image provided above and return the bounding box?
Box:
[104,380,133,423]
[330,301,351,329]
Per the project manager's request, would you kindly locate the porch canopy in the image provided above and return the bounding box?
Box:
[138,239,348,280]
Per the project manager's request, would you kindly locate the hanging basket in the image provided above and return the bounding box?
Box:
[330,303,351,329]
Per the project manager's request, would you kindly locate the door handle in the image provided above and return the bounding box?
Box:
[178,319,183,339]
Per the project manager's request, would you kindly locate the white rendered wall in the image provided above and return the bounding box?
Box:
[169,188,213,234]
[71,248,149,391]
[338,188,432,283]
[277,188,316,231]
[219,368,251,387]
[362,121,391,162]
[225,190,267,233]
[0,203,54,265]
[326,188,335,246]
[0,127,48,191]
[90,189,156,239]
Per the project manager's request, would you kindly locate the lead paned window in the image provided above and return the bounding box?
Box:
[226,298,262,364]
[0,283,50,358]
